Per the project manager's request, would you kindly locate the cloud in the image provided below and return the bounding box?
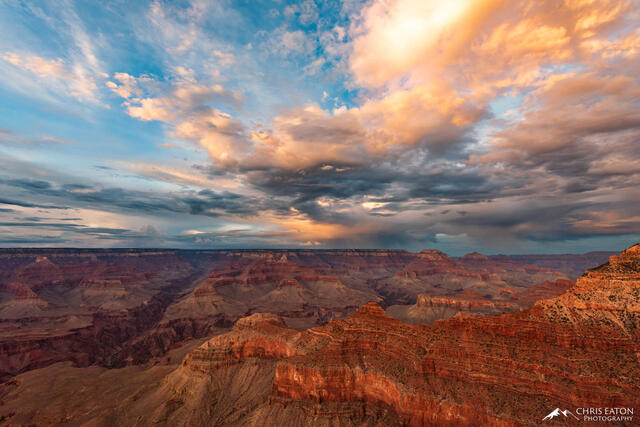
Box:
[105,72,148,99]
[487,73,640,158]
[350,0,476,87]
[120,81,242,122]
[341,0,637,162]
[0,197,69,210]
[1,0,638,252]
[271,28,317,56]
[118,162,242,190]
[0,129,80,147]
[0,236,69,245]
[0,176,262,220]
[2,52,71,79]
[283,0,319,26]
[349,0,633,88]
[141,0,244,60]
[107,71,247,165]
[1,51,99,101]
[0,0,107,105]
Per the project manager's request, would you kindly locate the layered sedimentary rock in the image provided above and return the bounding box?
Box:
[379,250,567,304]
[57,244,636,427]
[387,291,520,324]
[0,246,637,425]
[0,248,608,382]
[490,251,616,278]
[511,278,575,307]
[0,250,203,380]
[387,279,574,324]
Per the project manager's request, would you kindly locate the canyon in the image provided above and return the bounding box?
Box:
[0,248,605,380]
[0,246,630,426]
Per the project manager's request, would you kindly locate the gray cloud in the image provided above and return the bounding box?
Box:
[0,197,69,210]
[0,178,260,219]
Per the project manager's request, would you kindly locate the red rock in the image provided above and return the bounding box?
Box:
[491,251,616,278]
[0,247,618,387]
[387,278,574,324]
[159,245,640,426]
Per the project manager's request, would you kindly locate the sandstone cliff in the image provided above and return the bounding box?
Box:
[387,279,574,324]
[0,248,574,379]
[11,245,631,426]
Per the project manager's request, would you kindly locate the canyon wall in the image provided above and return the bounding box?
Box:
[0,246,637,425]
[101,245,639,426]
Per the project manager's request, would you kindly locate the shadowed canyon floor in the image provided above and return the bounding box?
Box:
[0,247,631,426]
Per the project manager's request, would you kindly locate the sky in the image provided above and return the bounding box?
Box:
[0,0,638,255]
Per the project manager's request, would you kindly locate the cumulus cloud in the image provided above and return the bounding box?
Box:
[349,0,633,88]
[107,71,247,165]
[4,0,637,252]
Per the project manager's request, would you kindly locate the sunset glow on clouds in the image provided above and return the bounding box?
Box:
[0,0,638,254]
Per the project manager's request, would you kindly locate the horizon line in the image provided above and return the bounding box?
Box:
[0,246,626,257]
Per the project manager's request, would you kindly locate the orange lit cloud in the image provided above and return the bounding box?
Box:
[108,74,247,165]
[267,213,377,243]
[99,0,638,249]
[1,51,99,101]
[244,0,636,171]
[349,0,632,89]
[109,0,636,174]
[2,52,72,79]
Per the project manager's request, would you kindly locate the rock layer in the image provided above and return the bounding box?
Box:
[108,245,639,426]
[0,248,578,379]
[0,246,638,425]
[387,279,574,324]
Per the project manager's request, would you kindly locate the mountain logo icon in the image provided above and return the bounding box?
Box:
[543,408,580,421]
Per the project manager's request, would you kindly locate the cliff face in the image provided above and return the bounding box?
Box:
[380,250,567,305]
[172,252,379,320]
[87,245,638,427]
[534,245,640,330]
[387,279,574,324]
[0,250,205,379]
[0,248,577,380]
[490,251,616,279]
[0,246,637,425]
